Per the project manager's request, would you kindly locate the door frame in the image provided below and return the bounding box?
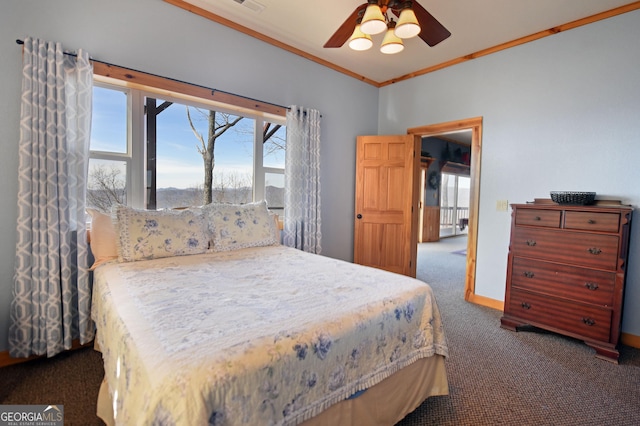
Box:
[408,117,493,307]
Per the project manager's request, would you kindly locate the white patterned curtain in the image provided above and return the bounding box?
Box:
[9,37,94,358]
[283,106,322,254]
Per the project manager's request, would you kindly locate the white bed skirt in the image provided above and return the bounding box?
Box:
[97,354,448,426]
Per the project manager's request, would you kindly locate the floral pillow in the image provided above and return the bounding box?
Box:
[115,205,209,262]
[204,201,278,252]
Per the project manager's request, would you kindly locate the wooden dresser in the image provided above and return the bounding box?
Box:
[500,199,633,362]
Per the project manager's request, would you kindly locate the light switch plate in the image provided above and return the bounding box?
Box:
[497,200,509,211]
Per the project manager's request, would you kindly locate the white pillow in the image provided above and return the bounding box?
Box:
[87,208,119,270]
[203,201,278,252]
[268,211,282,243]
[115,205,209,262]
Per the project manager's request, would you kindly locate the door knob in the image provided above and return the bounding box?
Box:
[356,214,362,219]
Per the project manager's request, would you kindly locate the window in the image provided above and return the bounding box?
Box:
[88,84,131,211]
[88,79,286,213]
[258,120,286,216]
[439,173,470,238]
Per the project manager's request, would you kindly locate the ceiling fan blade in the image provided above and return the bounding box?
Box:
[412,1,451,47]
[324,3,367,48]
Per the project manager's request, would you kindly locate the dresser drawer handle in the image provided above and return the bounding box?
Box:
[584,282,599,291]
[523,271,535,278]
[582,317,596,326]
[588,247,602,255]
[534,216,541,221]
[525,240,537,247]
[588,219,596,224]
[521,302,531,310]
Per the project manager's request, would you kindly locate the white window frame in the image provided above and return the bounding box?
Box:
[89,78,285,210]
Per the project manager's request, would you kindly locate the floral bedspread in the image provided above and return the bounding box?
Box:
[91,245,448,426]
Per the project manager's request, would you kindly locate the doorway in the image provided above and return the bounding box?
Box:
[408,117,482,303]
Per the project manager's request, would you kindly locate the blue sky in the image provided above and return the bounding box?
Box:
[90,86,284,189]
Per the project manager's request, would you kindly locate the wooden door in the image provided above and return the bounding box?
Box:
[354,135,420,277]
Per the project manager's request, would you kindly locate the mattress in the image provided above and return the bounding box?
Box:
[91,245,449,425]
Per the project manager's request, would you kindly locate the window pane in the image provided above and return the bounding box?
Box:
[263,121,286,168]
[87,159,127,212]
[439,174,470,237]
[149,98,254,208]
[150,99,205,208]
[213,116,254,205]
[91,86,127,153]
[456,176,470,235]
[265,172,284,211]
[440,174,455,237]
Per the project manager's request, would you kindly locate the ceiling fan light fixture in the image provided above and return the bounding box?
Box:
[360,3,387,35]
[348,24,373,51]
[395,6,421,39]
[380,21,404,54]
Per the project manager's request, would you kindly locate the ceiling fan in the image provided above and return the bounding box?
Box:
[324,0,451,52]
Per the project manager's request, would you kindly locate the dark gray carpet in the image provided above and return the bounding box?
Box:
[398,238,640,425]
[0,345,104,425]
[1,237,639,425]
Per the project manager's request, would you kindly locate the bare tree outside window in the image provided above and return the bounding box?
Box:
[186,107,243,205]
[87,164,126,212]
[209,170,253,204]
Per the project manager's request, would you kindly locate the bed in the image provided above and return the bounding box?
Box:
[89,202,449,426]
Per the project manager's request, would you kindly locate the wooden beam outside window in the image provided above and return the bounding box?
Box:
[92,62,287,118]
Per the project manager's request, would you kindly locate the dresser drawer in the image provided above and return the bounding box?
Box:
[515,209,561,228]
[506,289,612,342]
[564,211,620,233]
[510,257,615,306]
[511,227,619,270]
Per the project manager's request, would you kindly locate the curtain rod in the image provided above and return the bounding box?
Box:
[15,38,291,113]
